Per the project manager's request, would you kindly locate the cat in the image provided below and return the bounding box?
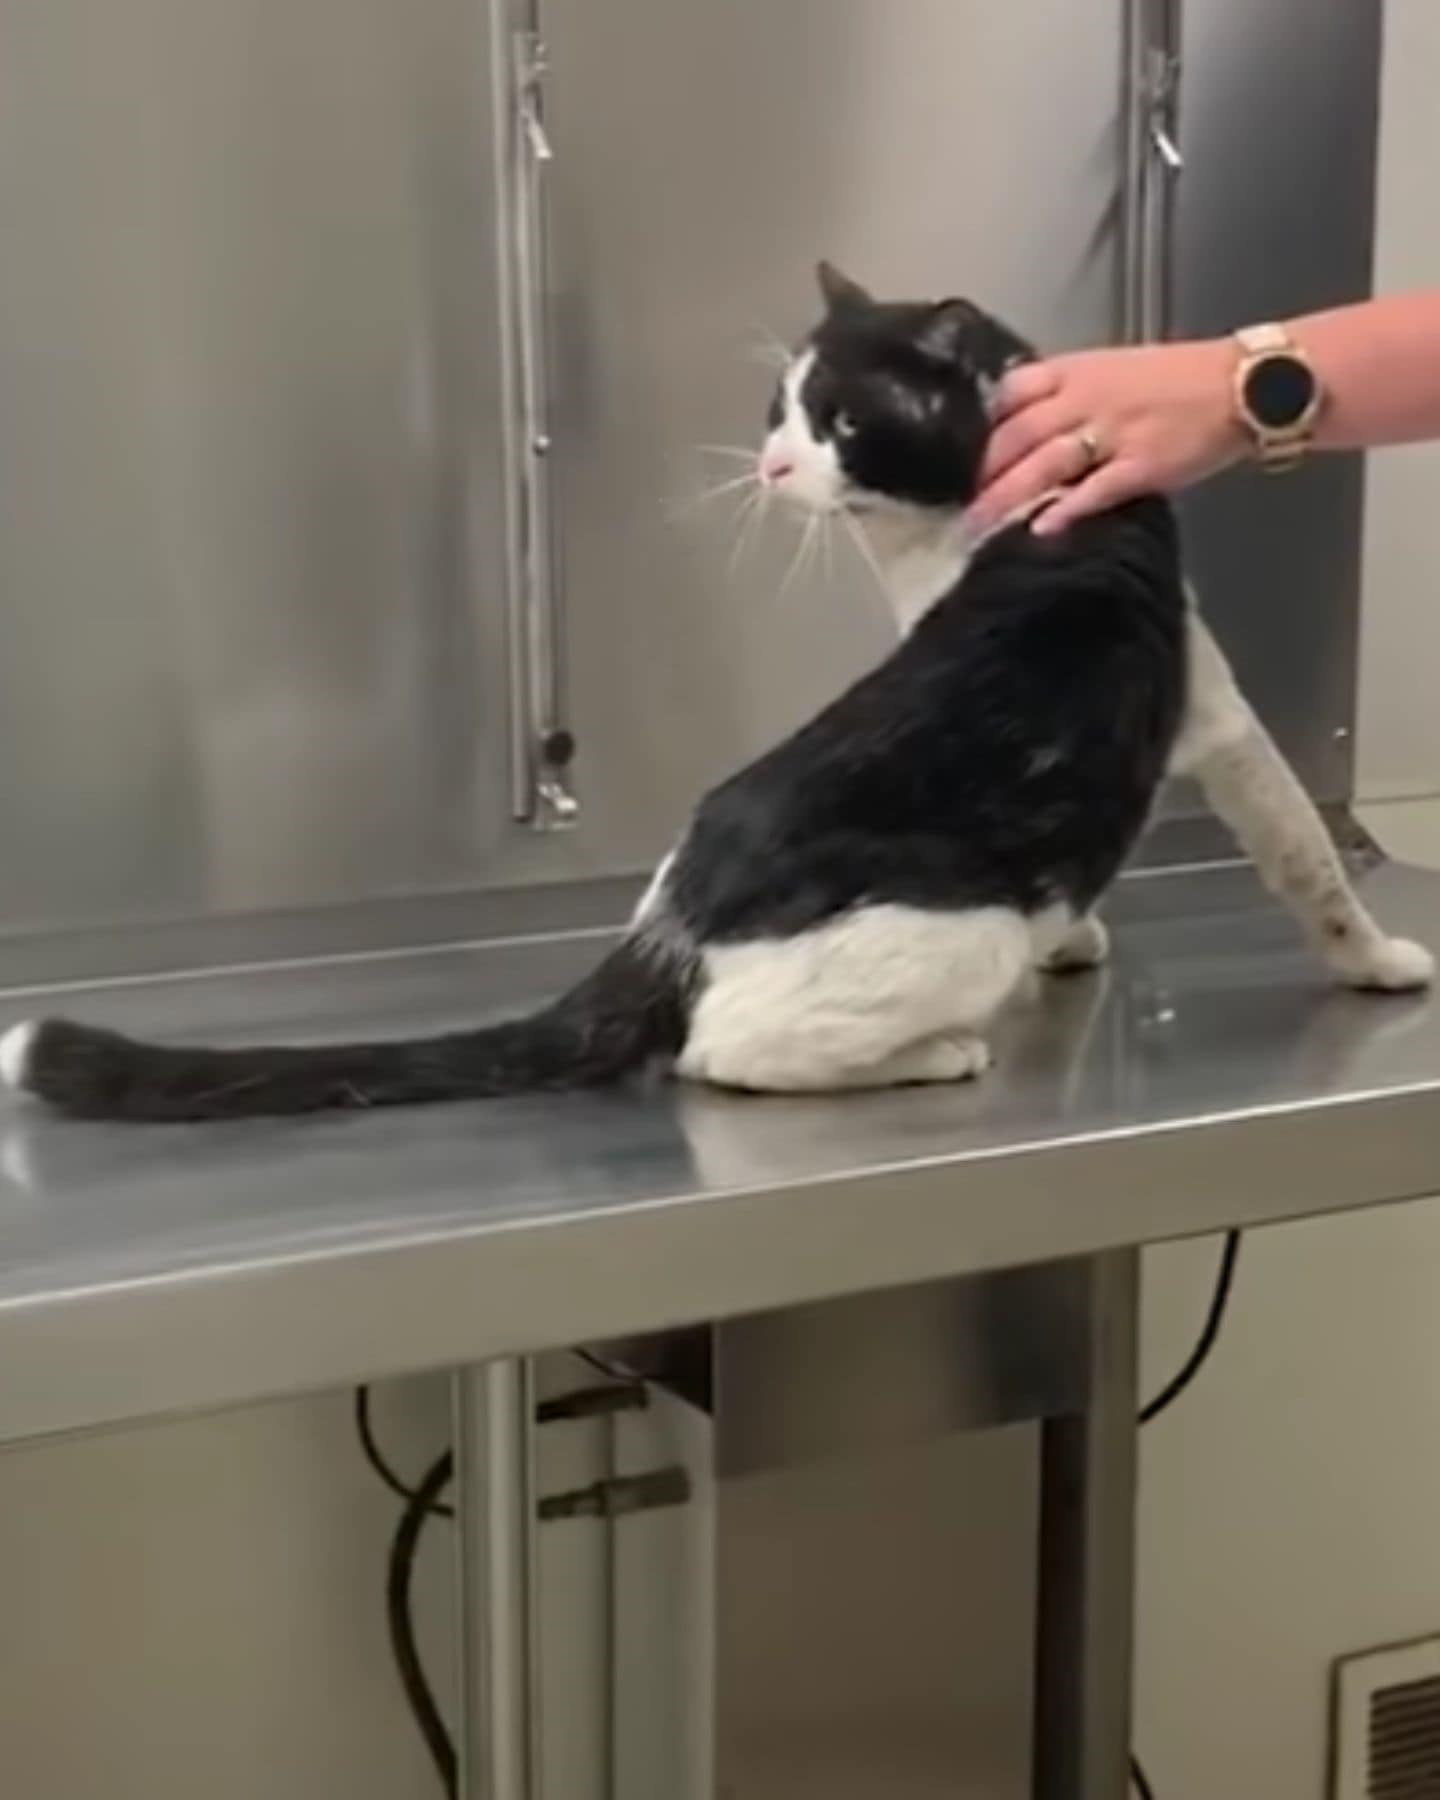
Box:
[2,263,1431,1121]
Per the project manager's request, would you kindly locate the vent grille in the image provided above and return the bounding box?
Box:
[1334,1638,1440,1799]
[1371,1675,1440,1796]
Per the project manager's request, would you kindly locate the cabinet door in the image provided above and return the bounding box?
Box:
[1174,1,1382,806]
[500,0,1124,887]
[0,0,511,941]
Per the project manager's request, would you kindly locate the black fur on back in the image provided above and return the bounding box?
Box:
[12,269,1187,1123]
[667,496,1187,941]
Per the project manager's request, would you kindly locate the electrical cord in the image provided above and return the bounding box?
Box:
[361,1355,647,1792]
[358,1355,644,1513]
[1139,1230,1243,1426]
[355,1386,455,1518]
[1129,1750,1156,1800]
[1129,1228,1245,1797]
[574,1344,641,1385]
[365,1249,1245,1800]
[387,1448,458,1797]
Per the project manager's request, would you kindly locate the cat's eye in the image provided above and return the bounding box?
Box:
[833,411,858,440]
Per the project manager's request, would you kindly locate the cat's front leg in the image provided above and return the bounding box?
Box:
[1173,616,1434,992]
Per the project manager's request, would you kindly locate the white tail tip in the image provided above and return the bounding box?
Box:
[0,1022,38,1090]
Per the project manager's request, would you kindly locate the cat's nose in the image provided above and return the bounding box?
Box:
[760,453,795,487]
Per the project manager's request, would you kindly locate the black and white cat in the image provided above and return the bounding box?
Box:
[3,265,1431,1120]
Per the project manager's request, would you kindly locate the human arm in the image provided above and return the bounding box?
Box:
[969,290,1440,537]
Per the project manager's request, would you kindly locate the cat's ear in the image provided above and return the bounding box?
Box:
[817,261,873,313]
[914,298,983,368]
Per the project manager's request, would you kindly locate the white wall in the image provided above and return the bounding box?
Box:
[1135,794,1440,1800]
[1134,20,1440,1794]
[1358,1,1440,801]
[1137,1191,1440,1798]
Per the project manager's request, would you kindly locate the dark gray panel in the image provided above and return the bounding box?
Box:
[1173,2,1382,805]
[0,0,511,935]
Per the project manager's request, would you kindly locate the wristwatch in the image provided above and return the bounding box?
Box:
[1232,323,1323,473]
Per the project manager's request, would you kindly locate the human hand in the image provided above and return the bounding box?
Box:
[969,339,1248,537]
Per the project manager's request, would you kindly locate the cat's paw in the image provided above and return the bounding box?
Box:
[1041,916,1110,974]
[906,1035,992,1083]
[1342,936,1436,993]
[0,1021,36,1090]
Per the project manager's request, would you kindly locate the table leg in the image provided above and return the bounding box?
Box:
[454,1358,543,1800]
[1033,1250,1141,1800]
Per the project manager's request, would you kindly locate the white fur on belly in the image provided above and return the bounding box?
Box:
[678,902,1043,1092]
[0,1021,37,1089]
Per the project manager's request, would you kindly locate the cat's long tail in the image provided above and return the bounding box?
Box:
[0,938,694,1123]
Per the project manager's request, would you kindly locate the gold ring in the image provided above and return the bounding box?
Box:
[1075,425,1106,473]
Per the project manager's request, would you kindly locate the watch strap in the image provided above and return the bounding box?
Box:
[1233,322,1319,473]
[1235,322,1291,357]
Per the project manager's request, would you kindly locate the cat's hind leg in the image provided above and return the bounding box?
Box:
[1173,617,1433,991]
[1040,912,1111,973]
[677,903,1029,1092]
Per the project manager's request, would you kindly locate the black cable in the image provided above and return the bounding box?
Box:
[1139,1230,1243,1426]
[362,1359,646,1796]
[574,1344,642,1385]
[365,1290,1219,1800]
[354,1386,456,1519]
[1127,1228,1245,1798]
[386,1448,457,1797]
[362,1230,1241,1800]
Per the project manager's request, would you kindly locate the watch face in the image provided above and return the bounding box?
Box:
[1244,353,1317,431]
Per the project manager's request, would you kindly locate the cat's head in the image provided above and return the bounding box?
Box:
[758,263,1033,515]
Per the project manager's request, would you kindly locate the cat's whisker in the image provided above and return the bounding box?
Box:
[697,444,760,462]
[727,486,770,582]
[840,510,894,611]
[665,469,760,523]
[745,324,793,371]
[695,471,762,504]
[821,512,838,590]
[778,516,819,604]
[722,489,760,580]
[805,517,825,588]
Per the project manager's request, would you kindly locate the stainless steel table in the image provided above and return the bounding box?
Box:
[3,857,1439,1799]
[3,858,1439,1446]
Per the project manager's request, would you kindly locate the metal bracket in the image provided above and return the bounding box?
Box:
[492,3,578,832]
[1122,3,1184,344]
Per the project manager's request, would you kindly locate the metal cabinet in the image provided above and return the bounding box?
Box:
[1173,1,1382,806]
[535,0,1125,878]
[0,0,512,939]
[0,0,1380,967]
[0,0,1123,958]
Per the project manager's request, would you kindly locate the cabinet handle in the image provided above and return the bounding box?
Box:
[1121,2,1184,343]
[492,2,577,829]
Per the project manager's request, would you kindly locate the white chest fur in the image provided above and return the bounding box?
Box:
[856,508,976,634]
[856,492,1064,636]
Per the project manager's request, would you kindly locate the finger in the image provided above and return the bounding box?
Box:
[978,396,1079,488]
[970,434,1085,533]
[1030,462,1144,536]
[989,360,1062,420]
